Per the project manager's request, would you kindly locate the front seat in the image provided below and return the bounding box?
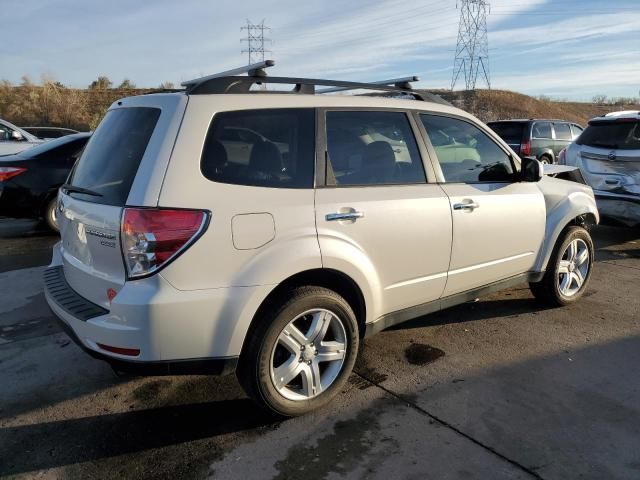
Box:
[249,140,283,183]
[201,141,228,180]
[361,141,397,184]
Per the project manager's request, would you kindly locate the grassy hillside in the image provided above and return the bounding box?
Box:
[431,89,639,126]
[0,83,637,132]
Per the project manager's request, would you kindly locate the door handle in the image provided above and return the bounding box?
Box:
[326,211,364,222]
[453,201,480,211]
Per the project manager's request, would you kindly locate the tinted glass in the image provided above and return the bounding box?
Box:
[487,122,524,144]
[532,122,552,139]
[554,123,572,141]
[420,114,515,183]
[201,109,315,188]
[70,107,160,205]
[325,111,426,186]
[577,121,640,150]
[0,124,13,141]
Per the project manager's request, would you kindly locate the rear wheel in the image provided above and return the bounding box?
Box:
[539,155,552,165]
[238,286,359,417]
[44,197,59,232]
[530,226,594,306]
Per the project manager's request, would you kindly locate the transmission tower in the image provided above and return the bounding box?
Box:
[451,0,491,91]
[241,20,271,65]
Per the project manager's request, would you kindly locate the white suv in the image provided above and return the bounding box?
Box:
[45,63,599,416]
[560,110,640,227]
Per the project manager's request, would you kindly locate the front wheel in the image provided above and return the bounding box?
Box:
[530,226,594,306]
[238,286,359,417]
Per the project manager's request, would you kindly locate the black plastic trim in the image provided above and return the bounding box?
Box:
[365,272,544,337]
[44,266,108,321]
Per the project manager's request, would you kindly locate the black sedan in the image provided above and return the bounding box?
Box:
[0,133,90,231]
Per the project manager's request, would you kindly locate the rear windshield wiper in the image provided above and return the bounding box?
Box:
[61,184,103,197]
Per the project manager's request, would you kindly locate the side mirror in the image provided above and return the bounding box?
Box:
[11,130,24,141]
[521,156,543,182]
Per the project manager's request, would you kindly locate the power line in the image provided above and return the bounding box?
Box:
[451,0,491,91]
[241,19,271,65]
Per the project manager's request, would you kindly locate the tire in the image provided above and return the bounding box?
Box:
[530,226,594,307]
[238,286,359,417]
[44,197,59,232]
[539,155,552,165]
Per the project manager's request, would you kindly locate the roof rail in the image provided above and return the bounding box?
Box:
[181,59,276,89]
[316,76,420,94]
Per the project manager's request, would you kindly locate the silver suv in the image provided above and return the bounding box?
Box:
[45,62,599,416]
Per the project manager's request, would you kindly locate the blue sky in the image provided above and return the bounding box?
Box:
[1,0,639,100]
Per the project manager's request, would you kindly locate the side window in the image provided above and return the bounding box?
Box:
[554,123,572,141]
[325,111,426,186]
[571,124,584,139]
[420,114,516,183]
[201,109,315,188]
[0,125,13,141]
[532,122,552,139]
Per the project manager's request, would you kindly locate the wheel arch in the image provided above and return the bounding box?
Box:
[240,268,368,356]
[534,189,599,272]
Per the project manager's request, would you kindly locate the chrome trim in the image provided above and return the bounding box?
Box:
[325,211,364,221]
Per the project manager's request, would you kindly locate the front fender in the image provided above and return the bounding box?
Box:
[534,176,599,272]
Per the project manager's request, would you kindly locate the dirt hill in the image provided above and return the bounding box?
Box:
[0,84,637,131]
[429,89,639,126]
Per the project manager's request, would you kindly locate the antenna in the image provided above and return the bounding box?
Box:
[241,20,272,65]
[451,0,491,91]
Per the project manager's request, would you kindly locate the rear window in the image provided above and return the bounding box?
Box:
[69,107,160,205]
[201,108,315,188]
[487,123,524,144]
[577,120,640,150]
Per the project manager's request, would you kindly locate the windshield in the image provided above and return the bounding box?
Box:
[69,107,160,205]
[577,120,640,151]
[488,122,525,144]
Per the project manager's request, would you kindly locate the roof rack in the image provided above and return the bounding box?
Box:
[316,76,419,94]
[179,60,450,105]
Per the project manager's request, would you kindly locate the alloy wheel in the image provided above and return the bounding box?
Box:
[557,238,590,297]
[269,308,347,401]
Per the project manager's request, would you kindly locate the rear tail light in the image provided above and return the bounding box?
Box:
[121,208,209,279]
[558,148,567,165]
[0,167,27,182]
[520,141,531,157]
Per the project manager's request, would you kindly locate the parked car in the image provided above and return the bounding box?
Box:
[0,133,90,230]
[21,126,80,140]
[487,119,583,164]
[44,65,599,417]
[560,111,640,227]
[0,118,44,155]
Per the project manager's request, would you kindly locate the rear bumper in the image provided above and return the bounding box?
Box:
[594,190,640,227]
[44,243,271,374]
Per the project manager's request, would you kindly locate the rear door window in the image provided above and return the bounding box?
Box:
[554,123,572,141]
[577,121,640,150]
[532,122,552,139]
[201,109,315,188]
[69,107,161,205]
[325,111,426,186]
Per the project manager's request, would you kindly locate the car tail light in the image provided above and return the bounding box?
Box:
[121,208,209,279]
[0,167,27,182]
[520,141,531,157]
[558,148,567,165]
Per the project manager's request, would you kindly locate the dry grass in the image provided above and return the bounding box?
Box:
[1,83,638,131]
